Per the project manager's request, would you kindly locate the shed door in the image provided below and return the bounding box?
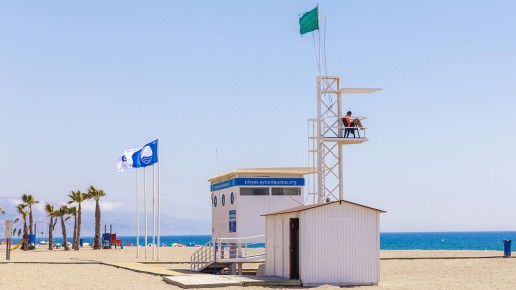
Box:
[289,218,300,279]
[274,219,283,277]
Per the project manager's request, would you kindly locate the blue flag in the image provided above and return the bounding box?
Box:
[132,140,159,168]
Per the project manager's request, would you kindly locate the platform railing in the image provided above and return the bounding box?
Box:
[190,235,265,272]
[215,235,265,262]
[190,239,215,271]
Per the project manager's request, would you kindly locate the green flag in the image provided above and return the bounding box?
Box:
[299,7,319,35]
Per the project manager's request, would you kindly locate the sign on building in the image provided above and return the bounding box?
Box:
[229,210,236,233]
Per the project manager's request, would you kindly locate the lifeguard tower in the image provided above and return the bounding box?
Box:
[308,76,381,203]
[191,167,310,273]
[263,78,384,286]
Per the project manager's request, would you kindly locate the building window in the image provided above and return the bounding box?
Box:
[240,187,269,196]
[222,194,226,206]
[230,192,234,204]
[271,187,301,196]
[214,196,218,207]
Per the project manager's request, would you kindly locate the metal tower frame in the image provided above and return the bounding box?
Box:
[308,76,380,204]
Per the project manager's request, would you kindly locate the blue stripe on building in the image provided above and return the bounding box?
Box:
[211,178,305,191]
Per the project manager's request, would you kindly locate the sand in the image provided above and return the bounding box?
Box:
[0,246,515,289]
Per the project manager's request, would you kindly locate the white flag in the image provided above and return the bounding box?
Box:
[117,148,139,172]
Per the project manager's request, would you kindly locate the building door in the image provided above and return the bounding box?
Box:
[289,218,300,279]
[274,219,283,277]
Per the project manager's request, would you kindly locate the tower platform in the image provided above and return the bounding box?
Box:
[322,137,368,144]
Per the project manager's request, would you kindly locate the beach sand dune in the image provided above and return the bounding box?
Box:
[1,247,515,289]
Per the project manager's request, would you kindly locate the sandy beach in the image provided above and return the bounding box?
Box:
[1,246,515,289]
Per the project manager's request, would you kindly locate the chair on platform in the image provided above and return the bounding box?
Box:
[342,118,360,138]
[110,233,123,249]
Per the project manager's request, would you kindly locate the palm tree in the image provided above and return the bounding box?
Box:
[0,207,5,214]
[87,185,106,250]
[56,205,71,251]
[44,204,58,250]
[68,190,86,250]
[21,194,39,235]
[15,204,29,251]
[68,206,78,249]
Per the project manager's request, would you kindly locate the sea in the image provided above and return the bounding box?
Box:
[9,231,516,251]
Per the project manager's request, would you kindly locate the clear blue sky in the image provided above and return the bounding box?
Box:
[1,1,515,234]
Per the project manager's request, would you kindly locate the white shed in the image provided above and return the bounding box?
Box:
[263,200,385,286]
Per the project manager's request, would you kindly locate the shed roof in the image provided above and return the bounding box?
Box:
[208,167,313,183]
[262,200,386,216]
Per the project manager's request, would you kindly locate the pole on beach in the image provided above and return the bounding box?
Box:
[152,163,156,260]
[144,166,147,259]
[5,219,12,261]
[136,168,139,258]
[157,140,161,261]
[317,3,322,77]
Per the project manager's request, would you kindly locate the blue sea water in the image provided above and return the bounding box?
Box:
[9,232,515,251]
[380,232,516,251]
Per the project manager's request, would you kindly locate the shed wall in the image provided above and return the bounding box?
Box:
[265,213,298,278]
[300,203,380,285]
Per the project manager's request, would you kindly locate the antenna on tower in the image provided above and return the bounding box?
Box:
[215,147,220,175]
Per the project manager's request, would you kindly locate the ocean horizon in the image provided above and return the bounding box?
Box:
[8,231,515,251]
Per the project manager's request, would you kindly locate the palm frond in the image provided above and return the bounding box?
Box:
[68,206,77,216]
[44,203,55,215]
[87,185,106,201]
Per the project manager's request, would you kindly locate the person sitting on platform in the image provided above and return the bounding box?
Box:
[343,111,364,129]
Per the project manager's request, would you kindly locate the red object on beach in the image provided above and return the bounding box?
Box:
[110,234,123,249]
[126,243,135,247]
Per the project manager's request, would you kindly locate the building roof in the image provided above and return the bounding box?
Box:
[208,167,314,183]
[262,200,386,216]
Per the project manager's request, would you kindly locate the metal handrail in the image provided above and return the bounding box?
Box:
[190,235,265,272]
[216,235,265,261]
[190,239,215,271]
[216,234,264,243]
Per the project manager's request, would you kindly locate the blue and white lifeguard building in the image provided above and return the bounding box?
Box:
[190,168,310,273]
[208,168,309,240]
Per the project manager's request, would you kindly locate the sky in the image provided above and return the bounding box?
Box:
[0,1,515,235]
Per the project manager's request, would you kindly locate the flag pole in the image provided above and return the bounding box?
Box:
[152,163,155,260]
[144,166,147,259]
[136,168,139,258]
[317,2,322,77]
[157,140,161,261]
